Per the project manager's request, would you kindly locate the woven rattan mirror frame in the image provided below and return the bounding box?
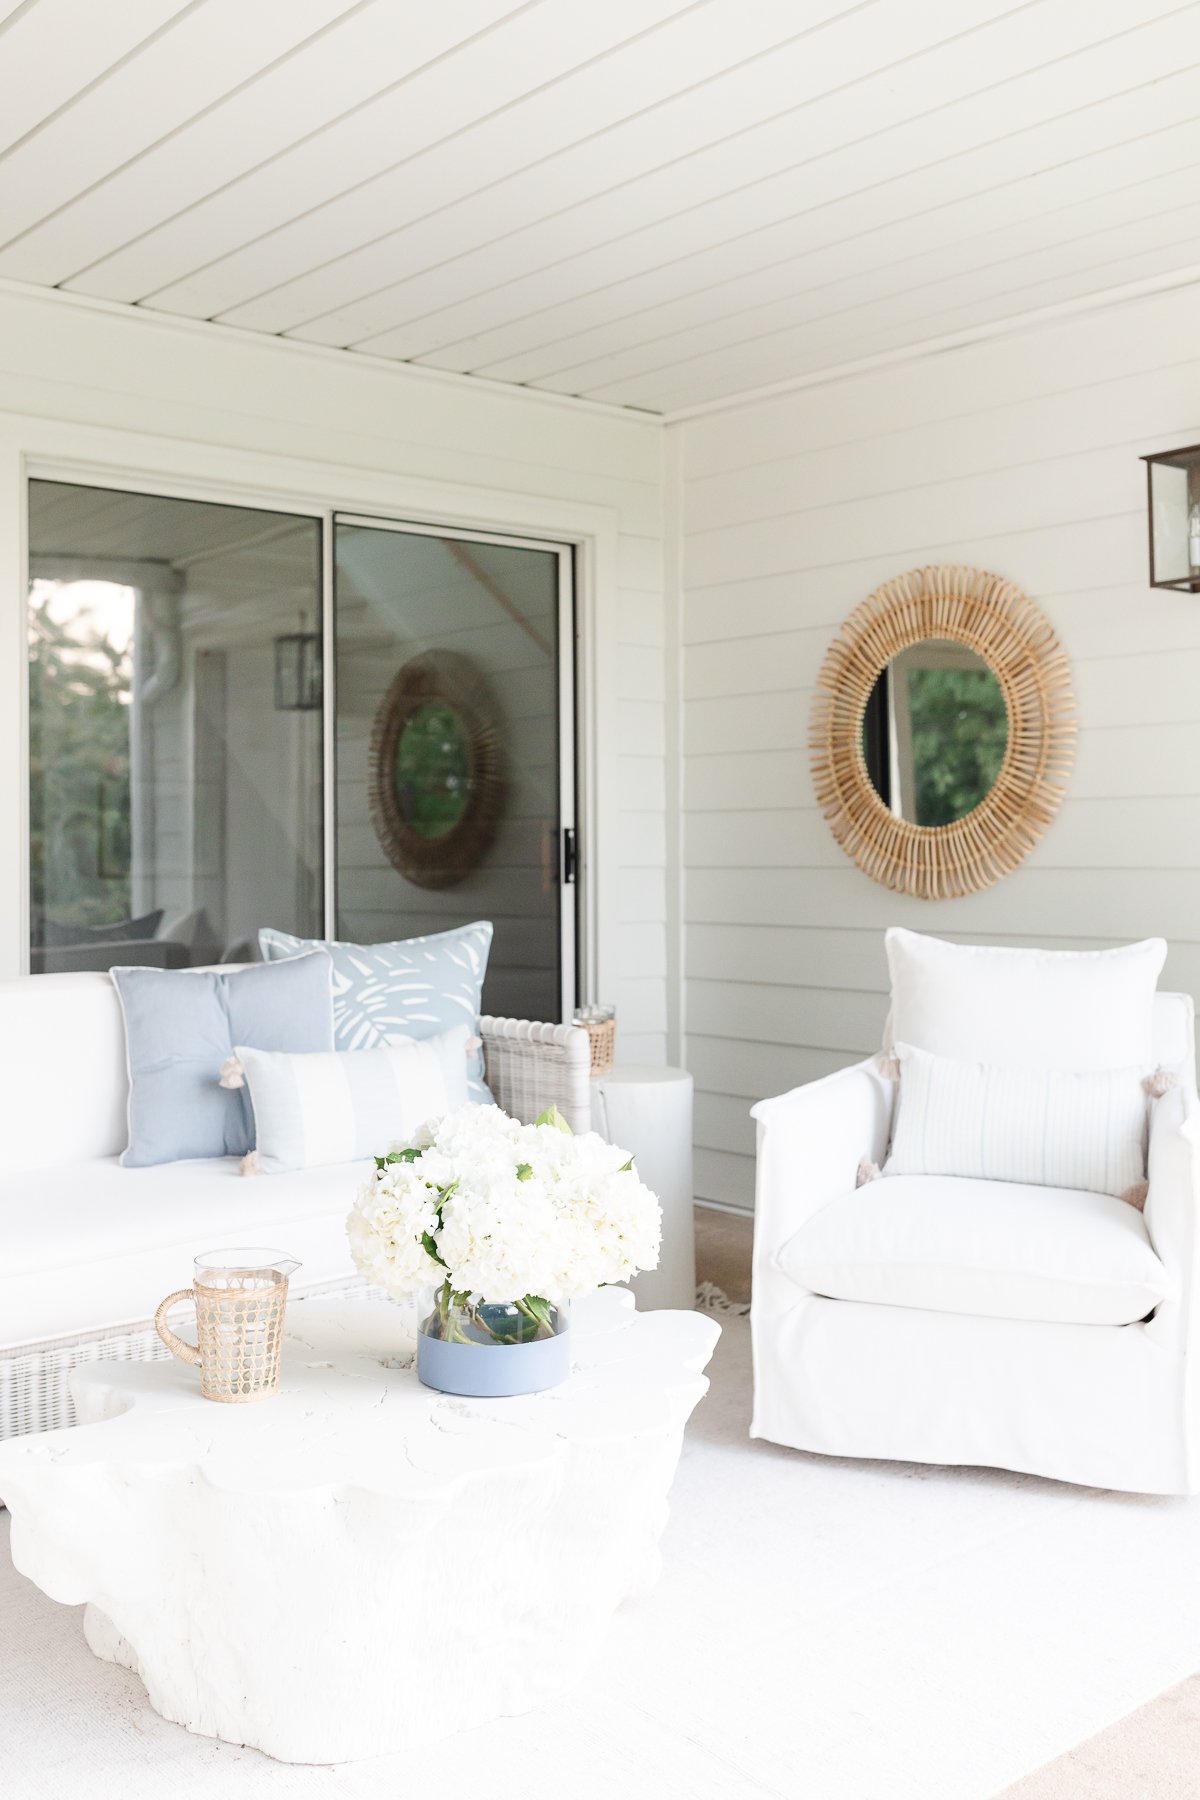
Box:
[811,565,1076,900]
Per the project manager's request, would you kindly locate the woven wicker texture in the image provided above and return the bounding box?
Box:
[581,1017,616,1074]
[811,565,1076,900]
[478,1015,592,1133]
[156,1266,290,1403]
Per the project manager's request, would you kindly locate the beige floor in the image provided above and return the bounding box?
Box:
[692,1202,1200,1800]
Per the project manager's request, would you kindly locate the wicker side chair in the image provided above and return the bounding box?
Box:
[478,1016,593,1134]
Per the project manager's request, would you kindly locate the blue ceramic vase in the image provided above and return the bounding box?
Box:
[416,1290,571,1398]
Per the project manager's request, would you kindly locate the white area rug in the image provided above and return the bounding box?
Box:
[4,1314,1200,1800]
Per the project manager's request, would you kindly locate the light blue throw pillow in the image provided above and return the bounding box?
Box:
[258,922,493,1102]
[111,952,334,1166]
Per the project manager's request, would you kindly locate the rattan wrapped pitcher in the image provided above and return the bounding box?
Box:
[155,1248,300,1403]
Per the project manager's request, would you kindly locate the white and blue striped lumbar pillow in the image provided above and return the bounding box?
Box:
[258,922,494,1103]
[235,1027,470,1173]
[884,1041,1149,1200]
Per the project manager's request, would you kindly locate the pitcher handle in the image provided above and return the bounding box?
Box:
[154,1289,201,1365]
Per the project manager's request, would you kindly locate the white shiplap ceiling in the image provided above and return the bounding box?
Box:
[1,0,1198,418]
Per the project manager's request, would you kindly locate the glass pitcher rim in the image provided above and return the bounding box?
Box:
[194,1246,301,1276]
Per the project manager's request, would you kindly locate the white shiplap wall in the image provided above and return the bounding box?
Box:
[0,287,667,1056]
[676,281,1200,1210]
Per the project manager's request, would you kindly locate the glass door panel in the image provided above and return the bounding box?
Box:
[333,519,574,1023]
[28,480,323,972]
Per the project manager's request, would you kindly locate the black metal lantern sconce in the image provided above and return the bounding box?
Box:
[1142,442,1200,592]
[274,630,323,711]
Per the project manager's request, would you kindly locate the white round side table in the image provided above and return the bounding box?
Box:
[590,1063,696,1311]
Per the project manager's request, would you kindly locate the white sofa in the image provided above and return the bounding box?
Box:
[0,972,591,1438]
[750,990,1200,1495]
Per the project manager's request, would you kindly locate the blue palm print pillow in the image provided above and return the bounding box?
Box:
[259,921,493,1103]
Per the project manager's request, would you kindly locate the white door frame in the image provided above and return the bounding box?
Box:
[5,427,617,1015]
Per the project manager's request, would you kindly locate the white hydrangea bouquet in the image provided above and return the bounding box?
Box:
[347,1103,662,1395]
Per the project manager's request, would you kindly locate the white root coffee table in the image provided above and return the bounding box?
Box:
[0,1288,718,1765]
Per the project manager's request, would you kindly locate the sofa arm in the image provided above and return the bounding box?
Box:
[750,1058,893,1321]
[1144,1083,1200,1351]
[479,1016,592,1134]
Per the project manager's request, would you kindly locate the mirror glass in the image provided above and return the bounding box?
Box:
[862,640,1008,827]
[392,701,471,839]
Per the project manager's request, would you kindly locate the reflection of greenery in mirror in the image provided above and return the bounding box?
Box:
[909,666,1008,826]
[863,642,1008,828]
[392,701,470,840]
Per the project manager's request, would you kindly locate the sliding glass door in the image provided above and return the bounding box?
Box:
[333,518,575,1023]
[26,485,578,1020]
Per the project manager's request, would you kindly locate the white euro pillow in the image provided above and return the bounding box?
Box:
[235,1027,470,1173]
[885,1041,1148,1200]
[884,928,1166,1072]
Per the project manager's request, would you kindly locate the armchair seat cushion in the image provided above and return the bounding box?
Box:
[778,1175,1175,1326]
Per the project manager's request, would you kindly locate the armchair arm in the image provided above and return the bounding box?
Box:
[478,1016,592,1134]
[750,1058,894,1323]
[1143,1082,1200,1352]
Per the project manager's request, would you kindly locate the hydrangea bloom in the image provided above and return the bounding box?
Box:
[347,1103,661,1309]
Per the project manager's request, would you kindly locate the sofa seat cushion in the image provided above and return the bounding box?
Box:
[778,1175,1175,1326]
[0,1157,370,1350]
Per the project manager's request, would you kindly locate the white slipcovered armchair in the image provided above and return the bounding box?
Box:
[750,936,1200,1496]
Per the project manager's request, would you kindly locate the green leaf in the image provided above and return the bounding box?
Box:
[385,1146,422,1164]
[619,1155,634,1173]
[516,1162,533,1182]
[534,1104,573,1135]
[421,1231,447,1268]
[521,1294,555,1336]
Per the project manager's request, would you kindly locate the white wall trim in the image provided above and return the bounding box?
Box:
[0,276,661,429]
[662,423,685,1068]
[0,440,26,979]
[5,417,622,994]
[663,264,1200,424]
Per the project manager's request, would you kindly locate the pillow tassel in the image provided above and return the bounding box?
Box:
[1121,1179,1149,1211]
[240,1151,262,1178]
[218,1054,246,1090]
[856,1157,881,1187]
[876,1054,901,1081]
[1143,1067,1177,1099]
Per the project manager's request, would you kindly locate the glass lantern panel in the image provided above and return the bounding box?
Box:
[1149,459,1193,587]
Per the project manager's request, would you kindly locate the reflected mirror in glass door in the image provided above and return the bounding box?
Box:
[862,639,1008,828]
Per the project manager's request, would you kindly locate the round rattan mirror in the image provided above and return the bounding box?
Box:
[368,651,504,890]
[811,566,1075,899]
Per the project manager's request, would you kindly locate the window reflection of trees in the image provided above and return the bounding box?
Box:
[907,667,1008,828]
[28,582,133,938]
